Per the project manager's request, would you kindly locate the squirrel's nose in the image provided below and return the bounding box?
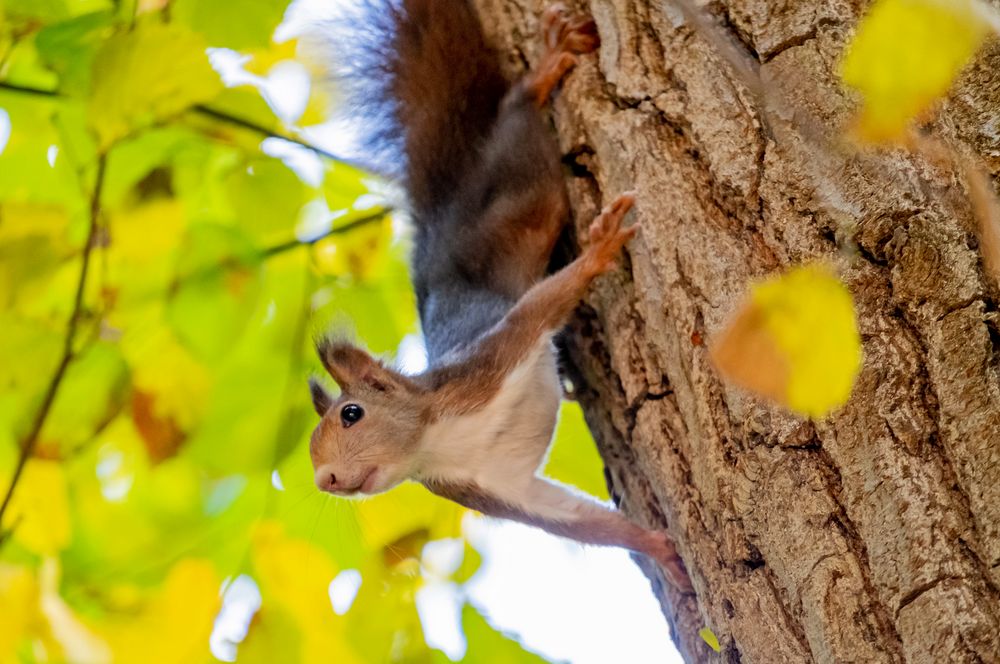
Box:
[314,465,338,492]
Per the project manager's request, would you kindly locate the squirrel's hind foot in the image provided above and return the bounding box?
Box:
[542,4,599,55]
[526,5,599,106]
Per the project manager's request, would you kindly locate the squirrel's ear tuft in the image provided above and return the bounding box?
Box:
[309,377,335,416]
[315,337,404,393]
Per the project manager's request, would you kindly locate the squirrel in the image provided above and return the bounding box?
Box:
[307,0,691,591]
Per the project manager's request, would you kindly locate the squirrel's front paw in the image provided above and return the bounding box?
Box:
[584,192,639,275]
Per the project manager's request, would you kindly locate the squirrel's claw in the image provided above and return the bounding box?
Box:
[543,4,599,54]
[584,192,639,274]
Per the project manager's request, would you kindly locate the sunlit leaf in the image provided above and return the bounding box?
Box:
[543,401,610,500]
[35,9,115,96]
[172,0,292,50]
[8,460,72,555]
[841,0,997,142]
[460,604,547,663]
[166,223,262,361]
[88,22,222,149]
[225,156,308,243]
[710,263,863,418]
[96,558,221,663]
[3,0,111,22]
[0,92,88,209]
[42,341,130,453]
[355,483,466,553]
[699,626,721,652]
[0,564,40,661]
[241,521,364,664]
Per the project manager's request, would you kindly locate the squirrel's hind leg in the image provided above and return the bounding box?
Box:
[524,4,599,107]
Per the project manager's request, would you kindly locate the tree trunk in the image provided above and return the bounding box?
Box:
[474,1,1000,661]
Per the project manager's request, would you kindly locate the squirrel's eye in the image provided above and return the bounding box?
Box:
[340,404,364,427]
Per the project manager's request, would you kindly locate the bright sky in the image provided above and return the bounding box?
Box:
[204,2,684,661]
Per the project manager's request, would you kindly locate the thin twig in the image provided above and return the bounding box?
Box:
[0,155,107,545]
[260,210,390,259]
[0,80,356,167]
[0,81,59,98]
[193,105,363,168]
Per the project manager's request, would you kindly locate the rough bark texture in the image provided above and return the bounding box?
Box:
[473,1,1000,662]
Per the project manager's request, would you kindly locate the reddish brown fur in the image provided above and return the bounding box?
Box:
[311,2,692,591]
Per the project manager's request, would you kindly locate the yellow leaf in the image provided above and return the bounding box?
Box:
[699,626,721,653]
[246,521,363,664]
[8,460,72,555]
[98,559,220,664]
[88,22,222,149]
[355,482,466,552]
[710,263,863,418]
[120,323,212,431]
[0,561,111,664]
[841,0,997,142]
[543,401,610,500]
[38,559,112,664]
[0,564,39,661]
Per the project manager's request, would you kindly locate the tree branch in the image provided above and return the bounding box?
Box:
[0,155,107,545]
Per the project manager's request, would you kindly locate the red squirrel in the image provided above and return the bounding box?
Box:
[308,0,691,591]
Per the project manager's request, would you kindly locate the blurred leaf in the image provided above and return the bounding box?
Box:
[3,0,111,22]
[311,214,392,281]
[0,564,40,661]
[0,92,88,209]
[225,156,308,243]
[841,0,996,142]
[88,21,222,149]
[167,223,262,361]
[96,558,221,663]
[543,401,609,501]
[710,263,863,418]
[347,556,429,663]
[8,459,72,555]
[172,0,292,50]
[243,521,363,664]
[355,483,466,553]
[35,9,115,96]
[0,203,73,311]
[451,540,482,585]
[42,341,130,453]
[120,324,212,433]
[460,604,547,664]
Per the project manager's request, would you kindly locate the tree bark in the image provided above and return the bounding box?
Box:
[474,1,1000,661]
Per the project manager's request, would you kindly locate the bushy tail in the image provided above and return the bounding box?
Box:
[322,0,509,216]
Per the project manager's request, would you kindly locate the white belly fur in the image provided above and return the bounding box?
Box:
[417,340,563,494]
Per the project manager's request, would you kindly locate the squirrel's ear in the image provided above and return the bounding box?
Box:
[309,377,334,415]
[316,338,406,393]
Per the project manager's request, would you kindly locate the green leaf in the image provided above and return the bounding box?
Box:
[87,21,222,149]
[225,156,308,243]
[35,10,116,96]
[543,401,610,500]
[166,223,262,361]
[171,0,292,49]
[0,92,88,209]
[2,0,111,22]
[42,340,130,453]
[459,604,547,664]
